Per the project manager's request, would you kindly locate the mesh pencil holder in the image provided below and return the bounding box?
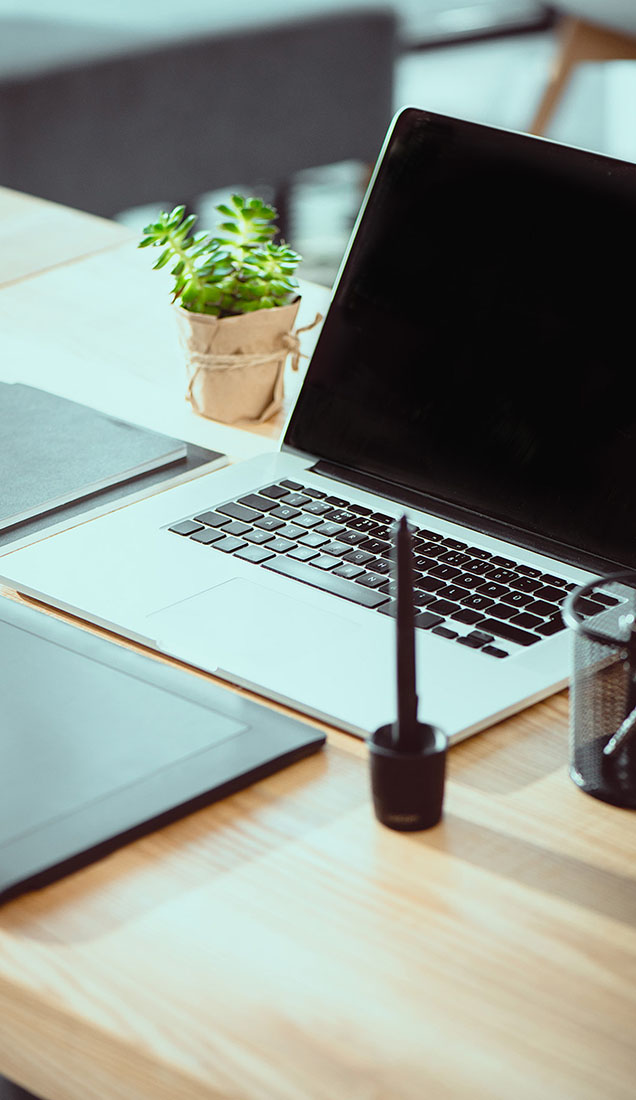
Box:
[562,571,636,808]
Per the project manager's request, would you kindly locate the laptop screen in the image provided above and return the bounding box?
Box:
[284,108,636,570]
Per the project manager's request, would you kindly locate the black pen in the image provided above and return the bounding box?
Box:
[392,515,420,752]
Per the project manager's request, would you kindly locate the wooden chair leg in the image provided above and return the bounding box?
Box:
[529,16,636,136]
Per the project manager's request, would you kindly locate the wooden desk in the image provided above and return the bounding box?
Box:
[0,192,635,1100]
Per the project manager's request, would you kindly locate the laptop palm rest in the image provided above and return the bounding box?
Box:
[148,577,380,722]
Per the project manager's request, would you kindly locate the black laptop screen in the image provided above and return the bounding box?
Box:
[284,109,636,570]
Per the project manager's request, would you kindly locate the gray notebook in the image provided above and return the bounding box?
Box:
[0,383,187,532]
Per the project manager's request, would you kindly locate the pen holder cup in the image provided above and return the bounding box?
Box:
[563,571,636,808]
[368,722,447,831]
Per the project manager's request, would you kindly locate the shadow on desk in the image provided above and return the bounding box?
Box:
[0,1077,39,1100]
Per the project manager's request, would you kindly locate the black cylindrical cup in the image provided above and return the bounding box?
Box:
[368,722,447,831]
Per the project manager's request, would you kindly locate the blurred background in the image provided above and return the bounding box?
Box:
[2,1,636,286]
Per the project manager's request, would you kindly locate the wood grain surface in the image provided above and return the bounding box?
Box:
[0,194,635,1100]
[0,187,131,289]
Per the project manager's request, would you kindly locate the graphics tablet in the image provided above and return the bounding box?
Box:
[0,597,325,902]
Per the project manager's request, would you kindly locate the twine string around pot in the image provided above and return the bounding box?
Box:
[184,312,323,409]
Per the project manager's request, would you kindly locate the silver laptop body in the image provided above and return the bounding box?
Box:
[4,108,636,743]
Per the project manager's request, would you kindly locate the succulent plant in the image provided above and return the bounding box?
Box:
[139,195,301,317]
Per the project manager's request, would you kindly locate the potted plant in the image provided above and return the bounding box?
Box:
[139,196,319,424]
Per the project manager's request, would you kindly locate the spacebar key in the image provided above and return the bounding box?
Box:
[263,555,390,608]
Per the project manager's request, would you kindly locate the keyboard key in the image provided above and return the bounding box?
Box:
[482,645,508,658]
[463,559,494,576]
[190,527,225,545]
[324,508,353,524]
[516,564,541,577]
[437,583,470,602]
[371,511,393,524]
[440,538,467,550]
[265,537,296,553]
[303,488,327,498]
[536,618,566,636]
[338,530,368,546]
[280,479,304,490]
[369,525,392,542]
[575,597,607,618]
[414,610,444,630]
[457,629,494,649]
[525,598,559,617]
[413,591,436,606]
[427,598,460,616]
[462,593,494,611]
[451,608,485,625]
[500,590,533,607]
[487,602,519,620]
[237,493,277,512]
[282,493,311,507]
[415,576,445,593]
[377,601,397,618]
[170,520,203,536]
[322,540,351,557]
[310,554,338,571]
[218,502,260,522]
[437,550,472,567]
[243,529,275,544]
[212,535,248,553]
[294,513,323,529]
[368,558,391,575]
[509,576,542,593]
[349,504,372,515]
[429,564,462,581]
[263,555,390,607]
[487,569,516,584]
[479,581,508,599]
[192,512,230,528]
[298,531,329,548]
[343,548,374,566]
[489,556,518,569]
[304,500,332,515]
[432,625,459,639]
[468,630,495,645]
[347,517,378,533]
[415,529,443,541]
[413,554,437,571]
[592,591,620,607]
[270,504,301,520]
[324,495,350,507]
[455,572,487,590]
[414,540,442,556]
[333,562,365,579]
[356,571,387,589]
[478,618,541,646]
[465,546,491,559]
[315,521,346,538]
[222,520,252,536]
[533,584,566,603]
[278,523,305,541]
[254,515,286,531]
[361,538,390,555]
[540,573,568,586]
[287,546,319,561]
[234,545,276,564]
[260,484,289,499]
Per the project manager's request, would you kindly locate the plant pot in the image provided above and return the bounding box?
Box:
[175,297,302,424]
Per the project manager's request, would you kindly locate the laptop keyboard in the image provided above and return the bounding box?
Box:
[167,479,619,660]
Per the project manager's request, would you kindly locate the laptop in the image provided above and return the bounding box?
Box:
[3,107,636,743]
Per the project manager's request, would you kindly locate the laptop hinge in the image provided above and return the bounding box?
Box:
[309,460,623,576]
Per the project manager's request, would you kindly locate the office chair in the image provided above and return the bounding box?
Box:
[530,2,636,134]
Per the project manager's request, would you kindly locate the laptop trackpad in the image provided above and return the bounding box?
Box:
[149,577,367,691]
